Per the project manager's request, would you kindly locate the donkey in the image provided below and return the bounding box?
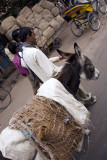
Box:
[57,42,99,96]
[0,43,99,160]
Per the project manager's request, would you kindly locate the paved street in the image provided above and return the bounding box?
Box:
[74,30,107,160]
[0,13,107,160]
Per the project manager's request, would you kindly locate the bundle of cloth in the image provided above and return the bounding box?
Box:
[0,78,90,160]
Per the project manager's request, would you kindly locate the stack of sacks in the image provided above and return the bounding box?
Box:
[0,0,65,47]
[1,16,19,41]
[35,0,65,47]
[17,6,34,28]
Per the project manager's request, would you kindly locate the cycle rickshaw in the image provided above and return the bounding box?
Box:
[64,2,101,36]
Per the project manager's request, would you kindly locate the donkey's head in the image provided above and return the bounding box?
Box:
[57,43,100,80]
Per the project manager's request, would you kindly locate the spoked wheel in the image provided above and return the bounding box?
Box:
[88,12,100,31]
[0,88,11,110]
[98,0,107,14]
[71,20,83,37]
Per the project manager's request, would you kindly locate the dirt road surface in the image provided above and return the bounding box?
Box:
[0,13,107,160]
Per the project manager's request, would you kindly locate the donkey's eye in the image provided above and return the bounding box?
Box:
[89,65,94,72]
[86,65,94,72]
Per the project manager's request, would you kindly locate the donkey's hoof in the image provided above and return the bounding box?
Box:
[84,96,97,108]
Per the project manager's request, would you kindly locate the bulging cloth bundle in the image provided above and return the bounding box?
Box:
[9,96,83,160]
[0,78,90,160]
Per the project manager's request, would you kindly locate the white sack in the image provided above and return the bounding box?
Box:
[0,78,90,160]
[0,127,36,160]
[37,78,90,128]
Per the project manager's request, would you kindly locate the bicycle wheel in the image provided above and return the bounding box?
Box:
[88,12,100,31]
[0,88,11,110]
[98,0,107,14]
[71,20,83,37]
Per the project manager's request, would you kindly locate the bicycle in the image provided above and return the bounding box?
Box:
[64,2,100,36]
[0,79,11,110]
[94,0,107,14]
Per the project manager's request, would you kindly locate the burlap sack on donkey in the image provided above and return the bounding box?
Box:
[9,96,83,160]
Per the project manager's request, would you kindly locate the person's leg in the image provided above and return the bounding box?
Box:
[27,74,40,95]
[76,84,97,107]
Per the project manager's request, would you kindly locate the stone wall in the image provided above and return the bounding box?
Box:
[0,0,65,48]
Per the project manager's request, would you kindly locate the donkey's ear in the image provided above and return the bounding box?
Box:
[74,43,82,57]
[57,49,71,59]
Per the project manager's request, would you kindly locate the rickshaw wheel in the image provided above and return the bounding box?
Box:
[71,20,83,37]
[99,0,107,14]
[88,12,100,31]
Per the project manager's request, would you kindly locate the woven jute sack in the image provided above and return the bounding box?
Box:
[36,36,47,47]
[9,96,83,160]
[1,16,17,33]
